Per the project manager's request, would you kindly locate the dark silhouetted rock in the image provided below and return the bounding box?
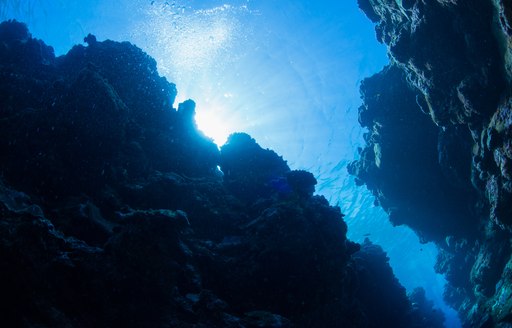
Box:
[350,239,441,328]
[408,287,445,328]
[286,170,317,198]
[220,133,290,204]
[0,20,442,328]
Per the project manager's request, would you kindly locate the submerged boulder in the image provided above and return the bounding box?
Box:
[350,239,446,327]
[220,132,290,204]
[286,170,317,198]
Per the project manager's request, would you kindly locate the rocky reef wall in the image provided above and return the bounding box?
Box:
[0,20,443,327]
[351,0,512,326]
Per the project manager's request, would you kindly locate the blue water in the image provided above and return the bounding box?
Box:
[1,1,460,326]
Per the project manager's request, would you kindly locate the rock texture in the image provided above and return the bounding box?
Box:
[0,20,442,327]
[351,0,512,326]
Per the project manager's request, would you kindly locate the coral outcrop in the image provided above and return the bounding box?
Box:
[351,0,512,326]
[0,20,442,327]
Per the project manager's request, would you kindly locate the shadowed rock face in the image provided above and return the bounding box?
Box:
[358,0,507,126]
[348,65,479,243]
[0,20,443,328]
[352,0,512,326]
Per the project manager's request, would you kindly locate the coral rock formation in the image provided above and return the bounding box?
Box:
[0,20,443,327]
[351,0,512,326]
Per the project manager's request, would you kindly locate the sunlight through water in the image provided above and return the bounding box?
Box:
[194,100,236,146]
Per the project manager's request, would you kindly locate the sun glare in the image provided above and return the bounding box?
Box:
[194,104,233,146]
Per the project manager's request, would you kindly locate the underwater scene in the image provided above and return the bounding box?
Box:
[0,0,511,327]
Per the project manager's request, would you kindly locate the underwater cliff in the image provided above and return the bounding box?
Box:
[0,20,445,327]
[350,0,512,326]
